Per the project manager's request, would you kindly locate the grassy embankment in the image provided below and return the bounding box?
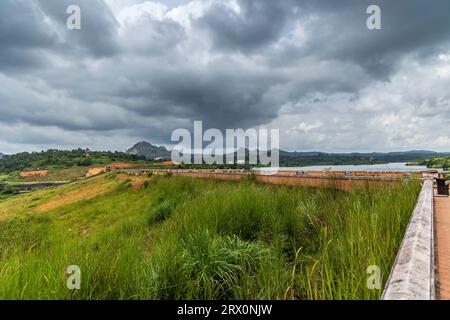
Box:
[0,167,91,200]
[0,174,421,299]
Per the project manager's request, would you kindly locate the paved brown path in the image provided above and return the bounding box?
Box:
[434,194,450,299]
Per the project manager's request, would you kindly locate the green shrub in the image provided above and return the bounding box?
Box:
[150,229,289,299]
[164,171,173,178]
[116,179,132,191]
[148,200,174,224]
[78,158,93,166]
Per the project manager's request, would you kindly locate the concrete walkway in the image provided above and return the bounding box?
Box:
[434,193,450,300]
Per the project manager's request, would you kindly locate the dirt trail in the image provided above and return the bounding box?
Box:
[20,170,49,177]
[34,178,116,212]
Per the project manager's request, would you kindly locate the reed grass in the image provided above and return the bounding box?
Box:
[0,175,421,299]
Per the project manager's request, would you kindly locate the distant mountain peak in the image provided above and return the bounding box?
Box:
[135,141,154,147]
[127,141,170,160]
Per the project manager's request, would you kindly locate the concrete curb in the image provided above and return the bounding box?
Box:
[382,179,435,300]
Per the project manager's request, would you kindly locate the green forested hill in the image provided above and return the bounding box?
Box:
[0,149,145,173]
[278,150,450,166]
[417,157,450,169]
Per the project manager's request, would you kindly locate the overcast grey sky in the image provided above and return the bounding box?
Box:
[1,0,450,154]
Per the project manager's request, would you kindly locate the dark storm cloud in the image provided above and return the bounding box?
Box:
[196,0,450,78]
[196,0,294,52]
[1,0,450,153]
[0,1,53,48]
[285,0,450,78]
[0,0,57,71]
[37,0,120,57]
[0,0,120,73]
[100,61,285,129]
[149,71,280,128]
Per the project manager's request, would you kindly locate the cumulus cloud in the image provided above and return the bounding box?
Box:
[0,0,450,153]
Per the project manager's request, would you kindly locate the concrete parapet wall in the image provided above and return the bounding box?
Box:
[382,179,435,300]
[255,174,395,190]
[115,168,405,190]
[172,171,242,181]
[166,170,398,190]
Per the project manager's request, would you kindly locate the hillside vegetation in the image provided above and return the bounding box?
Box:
[0,174,420,299]
[279,150,449,166]
[0,149,145,173]
[418,156,450,169]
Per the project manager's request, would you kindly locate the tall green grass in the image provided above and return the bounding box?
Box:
[0,175,421,299]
